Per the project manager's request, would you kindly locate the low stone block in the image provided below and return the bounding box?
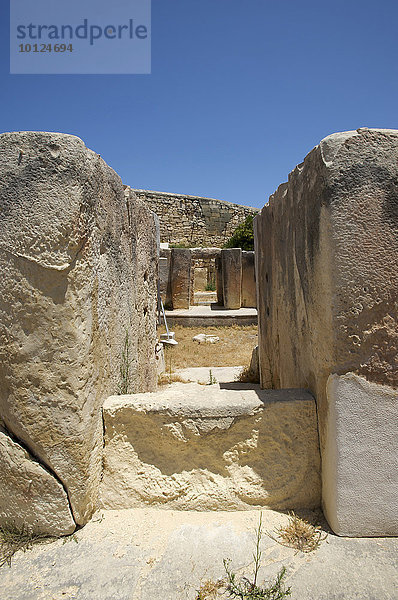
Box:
[100,384,321,511]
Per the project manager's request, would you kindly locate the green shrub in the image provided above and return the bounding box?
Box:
[224,215,254,251]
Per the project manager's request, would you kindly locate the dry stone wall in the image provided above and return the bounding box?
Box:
[131,188,259,247]
[0,132,158,535]
[255,128,398,536]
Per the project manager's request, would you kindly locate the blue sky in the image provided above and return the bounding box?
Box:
[1,0,398,208]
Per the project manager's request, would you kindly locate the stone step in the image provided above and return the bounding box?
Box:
[100,383,321,512]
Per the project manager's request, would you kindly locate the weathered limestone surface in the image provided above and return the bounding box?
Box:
[0,428,75,535]
[193,267,207,291]
[248,346,260,383]
[325,373,398,536]
[222,248,242,309]
[2,508,398,600]
[132,188,259,247]
[100,383,321,511]
[241,251,256,308]
[215,254,224,305]
[159,248,172,306]
[255,128,398,535]
[0,132,158,532]
[170,248,191,309]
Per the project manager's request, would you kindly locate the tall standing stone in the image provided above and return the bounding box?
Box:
[0,132,158,533]
[215,254,223,305]
[221,248,242,309]
[170,248,191,309]
[255,128,398,536]
[241,250,256,308]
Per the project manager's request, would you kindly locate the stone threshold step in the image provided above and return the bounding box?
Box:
[100,384,321,512]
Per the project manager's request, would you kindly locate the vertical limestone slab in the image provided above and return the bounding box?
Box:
[0,132,158,531]
[221,248,242,309]
[193,267,207,291]
[170,248,191,309]
[241,251,256,308]
[215,254,223,305]
[159,257,170,303]
[159,248,172,307]
[325,373,398,536]
[255,128,398,536]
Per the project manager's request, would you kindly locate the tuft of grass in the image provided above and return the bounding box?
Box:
[272,512,327,554]
[0,523,54,568]
[196,579,224,599]
[158,373,191,386]
[236,365,259,384]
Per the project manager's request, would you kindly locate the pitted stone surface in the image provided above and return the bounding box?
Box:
[255,127,398,536]
[1,507,397,600]
[100,384,321,511]
[0,429,75,536]
[0,132,158,531]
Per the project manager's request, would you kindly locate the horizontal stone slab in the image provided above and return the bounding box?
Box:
[100,384,321,512]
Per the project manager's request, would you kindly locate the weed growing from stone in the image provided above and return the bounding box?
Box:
[222,513,291,599]
[272,512,327,554]
[208,369,218,385]
[223,562,290,600]
[118,330,132,394]
[196,514,291,599]
[0,523,54,568]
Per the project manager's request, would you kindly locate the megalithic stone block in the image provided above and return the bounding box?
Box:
[221,248,242,309]
[0,131,158,534]
[255,127,398,536]
[170,248,191,309]
[241,251,256,308]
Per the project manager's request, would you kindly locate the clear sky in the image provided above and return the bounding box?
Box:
[1,0,398,208]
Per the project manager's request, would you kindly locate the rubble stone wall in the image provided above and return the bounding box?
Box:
[132,188,259,247]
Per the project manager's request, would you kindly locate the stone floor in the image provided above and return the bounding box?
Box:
[175,366,244,384]
[165,305,257,327]
[1,508,397,600]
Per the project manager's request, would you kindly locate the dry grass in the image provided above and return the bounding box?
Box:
[0,523,54,568]
[235,364,259,384]
[158,325,257,369]
[157,372,192,386]
[272,512,327,554]
[196,579,224,599]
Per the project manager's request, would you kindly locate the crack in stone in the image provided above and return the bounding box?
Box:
[0,420,77,527]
